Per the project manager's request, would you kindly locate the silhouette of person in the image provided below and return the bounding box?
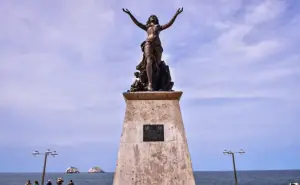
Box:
[25,180,32,185]
[47,179,52,185]
[68,180,74,185]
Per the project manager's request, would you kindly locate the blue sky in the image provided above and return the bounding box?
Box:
[0,0,300,172]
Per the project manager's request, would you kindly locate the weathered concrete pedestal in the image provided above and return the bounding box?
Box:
[113,91,196,185]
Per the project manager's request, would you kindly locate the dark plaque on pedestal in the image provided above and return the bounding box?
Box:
[143,124,164,142]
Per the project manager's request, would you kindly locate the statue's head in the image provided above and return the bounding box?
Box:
[147,15,159,25]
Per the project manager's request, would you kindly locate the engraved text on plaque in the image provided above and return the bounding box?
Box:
[143,124,164,142]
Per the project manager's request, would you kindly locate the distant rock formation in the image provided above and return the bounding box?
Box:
[65,166,80,173]
[88,166,105,173]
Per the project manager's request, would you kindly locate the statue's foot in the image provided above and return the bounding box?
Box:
[147,86,153,91]
[147,84,153,91]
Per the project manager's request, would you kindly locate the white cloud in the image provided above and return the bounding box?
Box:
[245,0,285,25]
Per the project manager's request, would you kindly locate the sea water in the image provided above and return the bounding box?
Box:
[1,170,300,185]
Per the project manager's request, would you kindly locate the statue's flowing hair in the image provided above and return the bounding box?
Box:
[146,15,159,25]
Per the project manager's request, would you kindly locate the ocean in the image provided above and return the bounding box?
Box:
[1,170,300,185]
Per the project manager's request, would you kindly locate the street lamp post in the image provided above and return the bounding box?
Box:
[223,149,245,185]
[32,149,58,185]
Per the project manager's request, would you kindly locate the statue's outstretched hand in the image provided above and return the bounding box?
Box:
[122,8,131,15]
[176,7,183,15]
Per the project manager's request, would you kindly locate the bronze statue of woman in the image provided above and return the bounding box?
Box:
[122,8,183,91]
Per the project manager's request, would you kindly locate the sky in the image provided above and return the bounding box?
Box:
[0,0,300,173]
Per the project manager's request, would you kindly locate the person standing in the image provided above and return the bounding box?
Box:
[56,178,64,185]
[68,180,74,185]
[34,180,39,185]
[47,179,52,185]
[25,180,32,185]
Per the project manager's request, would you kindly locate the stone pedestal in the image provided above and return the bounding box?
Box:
[113,91,196,185]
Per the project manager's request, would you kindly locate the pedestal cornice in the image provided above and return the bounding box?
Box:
[123,91,183,101]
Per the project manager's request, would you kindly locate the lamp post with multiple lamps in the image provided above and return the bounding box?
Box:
[32,149,58,185]
[223,149,245,185]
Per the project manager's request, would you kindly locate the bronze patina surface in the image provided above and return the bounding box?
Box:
[122,8,183,92]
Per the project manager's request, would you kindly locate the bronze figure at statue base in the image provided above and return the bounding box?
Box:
[128,41,174,92]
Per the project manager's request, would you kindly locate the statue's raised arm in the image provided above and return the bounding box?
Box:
[161,8,183,31]
[122,8,147,31]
